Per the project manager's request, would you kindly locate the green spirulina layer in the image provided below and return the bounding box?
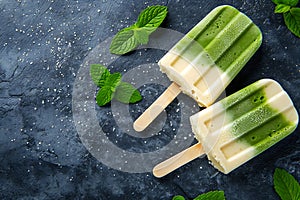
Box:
[173,5,262,78]
[221,83,296,154]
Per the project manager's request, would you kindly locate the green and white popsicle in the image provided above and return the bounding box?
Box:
[153,79,298,177]
[190,79,299,174]
[134,5,262,132]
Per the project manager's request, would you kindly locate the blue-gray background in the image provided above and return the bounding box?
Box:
[0,0,299,199]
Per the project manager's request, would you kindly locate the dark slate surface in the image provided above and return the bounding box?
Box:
[0,0,299,199]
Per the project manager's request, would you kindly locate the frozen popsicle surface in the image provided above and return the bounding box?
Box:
[134,5,262,132]
[159,5,262,107]
[190,79,299,174]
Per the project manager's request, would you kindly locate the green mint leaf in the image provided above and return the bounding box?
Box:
[194,191,225,200]
[114,82,142,103]
[134,28,151,44]
[110,28,139,55]
[274,168,300,200]
[90,64,110,87]
[105,72,122,91]
[284,8,300,37]
[172,195,185,200]
[136,5,168,28]
[96,86,113,106]
[91,65,142,106]
[275,4,291,13]
[110,5,167,55]
[272,0,299,6]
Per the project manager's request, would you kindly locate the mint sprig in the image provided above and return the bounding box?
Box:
[90,64,142,106]
[110,5,168,55]
[272,0,300,37]
[172,195,185,200]
[194,191,225,200]
[114,82,142,104]
[272,0,299,6]
[284,8,300,37]
[109,28,138,56]
[171,168,300,200]
[135,5,168,29]
[274,168,300,200]
[275,4,291,13]
[172,191,225,200]
[104,72,121,91]
[90,64,110,87]
[96,86,113,106]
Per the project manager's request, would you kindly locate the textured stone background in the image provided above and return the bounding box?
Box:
[0,0,299,199]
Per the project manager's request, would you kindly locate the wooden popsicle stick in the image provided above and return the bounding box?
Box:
[153,143,205,178]
[133,82,181,132]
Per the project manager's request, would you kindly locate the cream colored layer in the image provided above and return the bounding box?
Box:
[190,79,299,174]
[159,52,230,107]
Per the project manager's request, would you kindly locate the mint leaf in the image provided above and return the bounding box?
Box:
[172,195,185,200]
[90,64,110,87]
[114,82,142,103]
[95,72,121,106]
[272,0,299,6]
[284,8,300,37]
[105,72,122,91]
[291,7,300,16]
[136,5,168,29]
[194,191,225,200]
[274,168,300,200]
[90,64,143,106]
[110,5,167,55]
[134,28,150,44]
[96,86,113,106]
[110,28,139,55]
[275,4,291,13]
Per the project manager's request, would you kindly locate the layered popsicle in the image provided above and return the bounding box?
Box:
[159,5,262,107]
[134,5,262,132]
[153,79,298,177]
[190,79,299,174]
